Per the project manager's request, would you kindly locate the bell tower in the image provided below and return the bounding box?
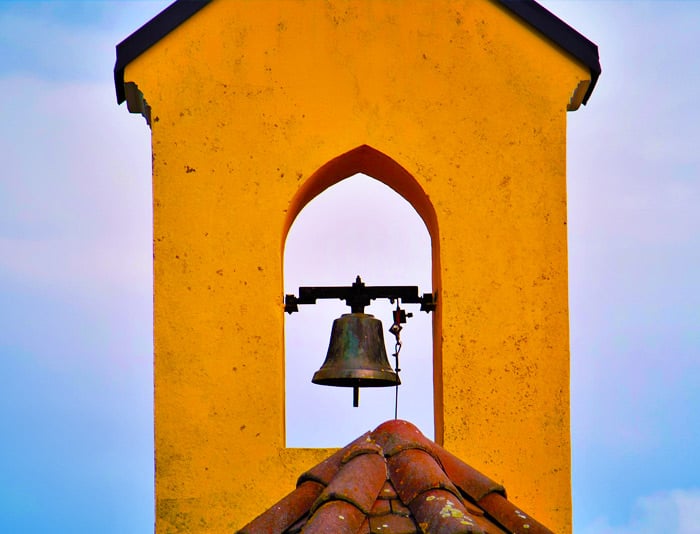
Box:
[115,1,599,532]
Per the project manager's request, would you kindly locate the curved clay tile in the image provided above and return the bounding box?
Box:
[238,420,554,534]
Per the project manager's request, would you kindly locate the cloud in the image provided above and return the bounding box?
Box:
[579,489,700,534]
[538,1,700,458]
[0,75,152,298]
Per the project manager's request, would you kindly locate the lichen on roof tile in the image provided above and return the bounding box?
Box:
[409,489,484,534]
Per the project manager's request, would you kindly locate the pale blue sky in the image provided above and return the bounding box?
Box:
[1,1,699,533]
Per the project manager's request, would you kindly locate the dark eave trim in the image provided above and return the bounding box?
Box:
[496,0,601,105]
[114,0,212,104]
[114,0,600,106]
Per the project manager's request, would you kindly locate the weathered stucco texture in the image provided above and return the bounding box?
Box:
[123,0,590,532]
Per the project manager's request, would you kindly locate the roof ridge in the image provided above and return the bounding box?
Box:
[238,420,555,533]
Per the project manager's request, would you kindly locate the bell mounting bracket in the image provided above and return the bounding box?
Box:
[284,275,436,314]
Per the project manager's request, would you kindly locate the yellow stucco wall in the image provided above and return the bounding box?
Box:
[123,0,591,531]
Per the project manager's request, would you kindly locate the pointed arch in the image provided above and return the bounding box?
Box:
[282,145,444,443]
[284,145,438,248]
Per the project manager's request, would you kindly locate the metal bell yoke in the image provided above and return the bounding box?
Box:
[285,276,436,407]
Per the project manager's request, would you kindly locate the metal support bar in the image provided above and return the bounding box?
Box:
[284,275,436,314]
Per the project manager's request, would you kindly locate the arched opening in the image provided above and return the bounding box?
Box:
[283,146,442,447]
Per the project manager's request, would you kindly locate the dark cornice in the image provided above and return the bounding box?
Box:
[114,0,600,106]
[496,0,601,104]
[114,0,212,104]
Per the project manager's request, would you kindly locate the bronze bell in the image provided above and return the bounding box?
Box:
[312,312,400,406]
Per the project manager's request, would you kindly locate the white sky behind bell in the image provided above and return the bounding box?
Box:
[284,175,433,446]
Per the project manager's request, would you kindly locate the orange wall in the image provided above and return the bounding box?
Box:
[123,0,590,531]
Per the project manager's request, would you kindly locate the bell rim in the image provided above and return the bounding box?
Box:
[312,367,400,387]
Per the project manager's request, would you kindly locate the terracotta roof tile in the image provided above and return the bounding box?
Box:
[410,488,484,533]
[369,513,419,533]
[433,445,506,502]
[299,432,371,486]
[285,513,312,534]
[237,480,323,533]
[343,435,385,462]
[373,419,436,457]
[390,499,411,517]
[477,493,552,534]
[313,452,387,515]
[238,420,555,534]
[379,480,398,500]
[371,498,392,516]
[387,448,460,505]
[303,500,366,533]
